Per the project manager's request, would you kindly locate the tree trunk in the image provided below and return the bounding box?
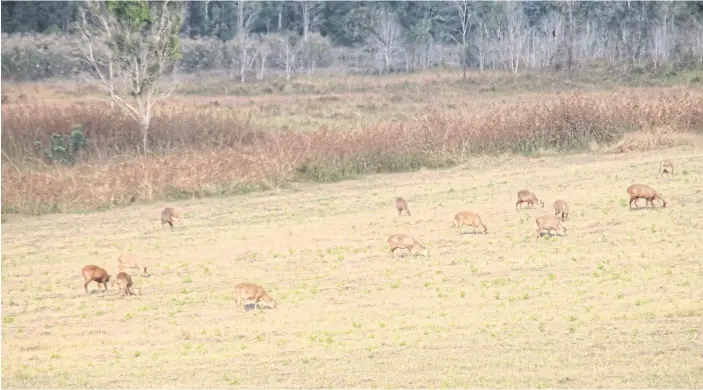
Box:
[462,42,467,80]
[140,117,150,155]
[240,46,247,83]
[258,52,267,80]
[108,56,115,110]
[302,3,309,42]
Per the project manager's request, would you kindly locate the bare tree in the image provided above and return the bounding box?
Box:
[275,33,302,80]
[367,7,403,74]
[75,0,183,154]
[449,0,474,79]
[233,0,259,83]
[294,1,324,75]
[540,10,564,69]
[502,2,530,73]
[254,34,277,80]
[295,1,323,42]
[76,4,115,109]
[562,0,576,71]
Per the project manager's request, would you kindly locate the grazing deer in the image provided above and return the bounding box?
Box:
[81,265,110,294]
[535,215,567,239]
[117,252,148,277]
[387,234,429,259]
[453,211,488,234]
[111,272,135,297]
[234,282,277,312]
[516,190,544,211]
[627,184,667,209]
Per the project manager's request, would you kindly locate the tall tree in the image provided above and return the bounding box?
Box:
[75,0,183,154]
[445,0,474,79]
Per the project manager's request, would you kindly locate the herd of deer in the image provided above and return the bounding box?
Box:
[79,159,675,312]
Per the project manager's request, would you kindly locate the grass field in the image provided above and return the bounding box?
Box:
[2,143,703,388]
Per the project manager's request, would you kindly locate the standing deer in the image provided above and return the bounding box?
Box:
[161,207,181,231]
[657,160,674,178]
[396,197,411,216]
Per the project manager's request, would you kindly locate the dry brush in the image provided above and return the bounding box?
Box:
[2,91,703,214]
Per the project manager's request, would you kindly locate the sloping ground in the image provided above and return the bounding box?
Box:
[2,146,702,388]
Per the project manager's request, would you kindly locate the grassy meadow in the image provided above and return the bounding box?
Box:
[2,69,703,388]
[2,147,703,388]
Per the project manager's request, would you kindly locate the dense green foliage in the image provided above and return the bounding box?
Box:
[4,1,703,45]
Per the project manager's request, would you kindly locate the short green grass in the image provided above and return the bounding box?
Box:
[1,146,703,388]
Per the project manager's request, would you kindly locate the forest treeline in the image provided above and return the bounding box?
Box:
[2,1,703,81]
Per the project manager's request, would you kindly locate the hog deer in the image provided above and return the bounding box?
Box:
[657,160,674,178]
[535,214,567,239]
[454,211,488,234]
[553,200,569,221]
[396,197,411,216]
[627,184,667,209]
[117,252,148,277]
[387,234,429,259]
[161,207,181,231]
[234,282,277,312]
[81,265,110,294]
[516,190,544,211]
[111,272,135,297]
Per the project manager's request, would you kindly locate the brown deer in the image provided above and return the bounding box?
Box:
[161,207,181,231]
[453,211,488,234]
[657,160,674,178]
[516,190,544,211]
[396,197,411,216]
[81,265,110,294]
[234,282,277,312]
[535,215,567,239]
[111,272,135,297]
[387,234,429,259]
[117,252,148,277]
[627,184,667,209]
[553,200,569,221]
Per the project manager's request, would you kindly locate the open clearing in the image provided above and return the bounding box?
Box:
[2,146,703,388]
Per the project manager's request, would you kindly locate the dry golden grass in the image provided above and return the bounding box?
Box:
[2,145,702,388]
[3,85,703,215]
